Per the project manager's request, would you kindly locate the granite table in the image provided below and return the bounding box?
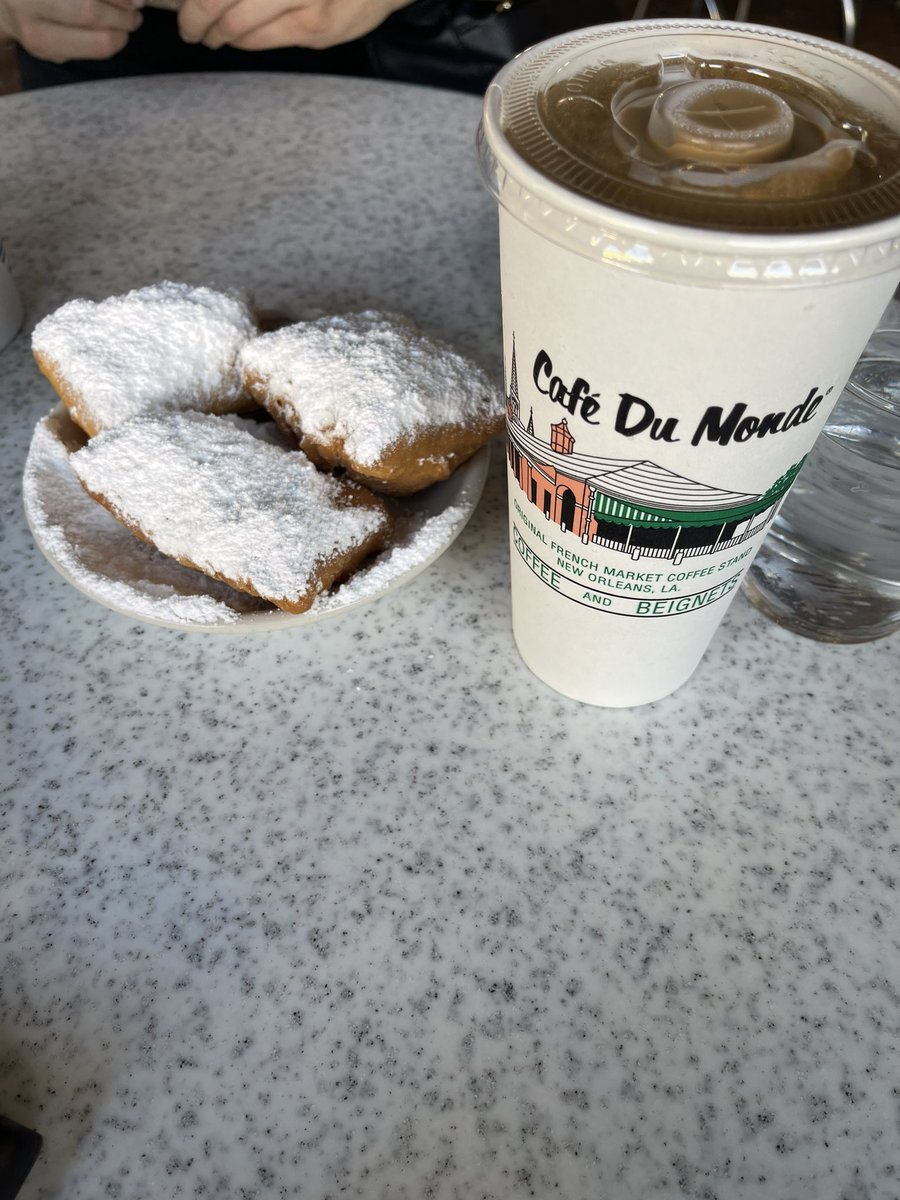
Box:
[1,73,899,1200]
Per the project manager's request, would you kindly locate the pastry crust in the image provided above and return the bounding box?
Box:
[252,382,499,495]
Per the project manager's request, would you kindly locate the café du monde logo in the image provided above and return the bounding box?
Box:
[506,337,803,565]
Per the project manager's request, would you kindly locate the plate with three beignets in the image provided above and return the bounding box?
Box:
[24,290,498,630]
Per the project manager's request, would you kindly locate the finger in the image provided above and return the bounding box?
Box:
[227,6,371,51]
[33,0,143,29]
[177,0,236,44]
[96,0,146,13]
[198,0,298,50]
[225,0,397,49]
[22,17,135,60]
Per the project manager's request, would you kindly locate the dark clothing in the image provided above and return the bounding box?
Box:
[16,0,619,93]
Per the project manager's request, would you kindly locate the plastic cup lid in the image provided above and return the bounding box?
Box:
[481,22,900,239]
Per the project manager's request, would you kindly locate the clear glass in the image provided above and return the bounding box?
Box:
[743,327,900,641]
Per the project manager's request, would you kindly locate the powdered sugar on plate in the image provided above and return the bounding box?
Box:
[239,311,504,467]
[312,500,472,612]
[23,407,491,632]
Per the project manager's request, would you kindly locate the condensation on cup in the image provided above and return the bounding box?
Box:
[477,20,900,707]
[0,240,23,352]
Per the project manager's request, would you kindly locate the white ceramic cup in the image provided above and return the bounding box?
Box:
[478,21,900,707]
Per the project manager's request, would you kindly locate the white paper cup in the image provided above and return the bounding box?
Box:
[0,241,23,353]
[478,21,900,707]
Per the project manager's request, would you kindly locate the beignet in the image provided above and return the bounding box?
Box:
[240,311,503,495]
[33,281,257,437]
[69,412,394,613]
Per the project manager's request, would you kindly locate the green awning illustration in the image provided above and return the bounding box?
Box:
[590,460,805,528]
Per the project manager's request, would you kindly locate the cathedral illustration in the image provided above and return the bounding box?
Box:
[506,338,802,565]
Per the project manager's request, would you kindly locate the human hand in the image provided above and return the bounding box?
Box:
[178,0,411,52]
[0,0,143,60]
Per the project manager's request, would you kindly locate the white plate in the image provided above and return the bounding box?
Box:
[23,406,491,633]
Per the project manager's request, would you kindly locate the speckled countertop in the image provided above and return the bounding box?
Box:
[1,74,898,1200]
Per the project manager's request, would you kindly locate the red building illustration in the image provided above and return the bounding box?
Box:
[506,338,802,565]
[550,418,574,455]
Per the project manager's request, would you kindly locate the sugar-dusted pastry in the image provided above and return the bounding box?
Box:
[69,412,394,613]
[239,311,504,495]
[32,281,257,437]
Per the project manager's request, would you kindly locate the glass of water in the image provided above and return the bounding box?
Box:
[743,325,900,643]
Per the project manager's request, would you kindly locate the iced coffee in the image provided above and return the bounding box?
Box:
[478,21,900,707]
[512,52,900,230]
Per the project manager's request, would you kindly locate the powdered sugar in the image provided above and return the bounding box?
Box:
[68,412,391,610]
[239,311,503,466]
[32,281,256,432]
